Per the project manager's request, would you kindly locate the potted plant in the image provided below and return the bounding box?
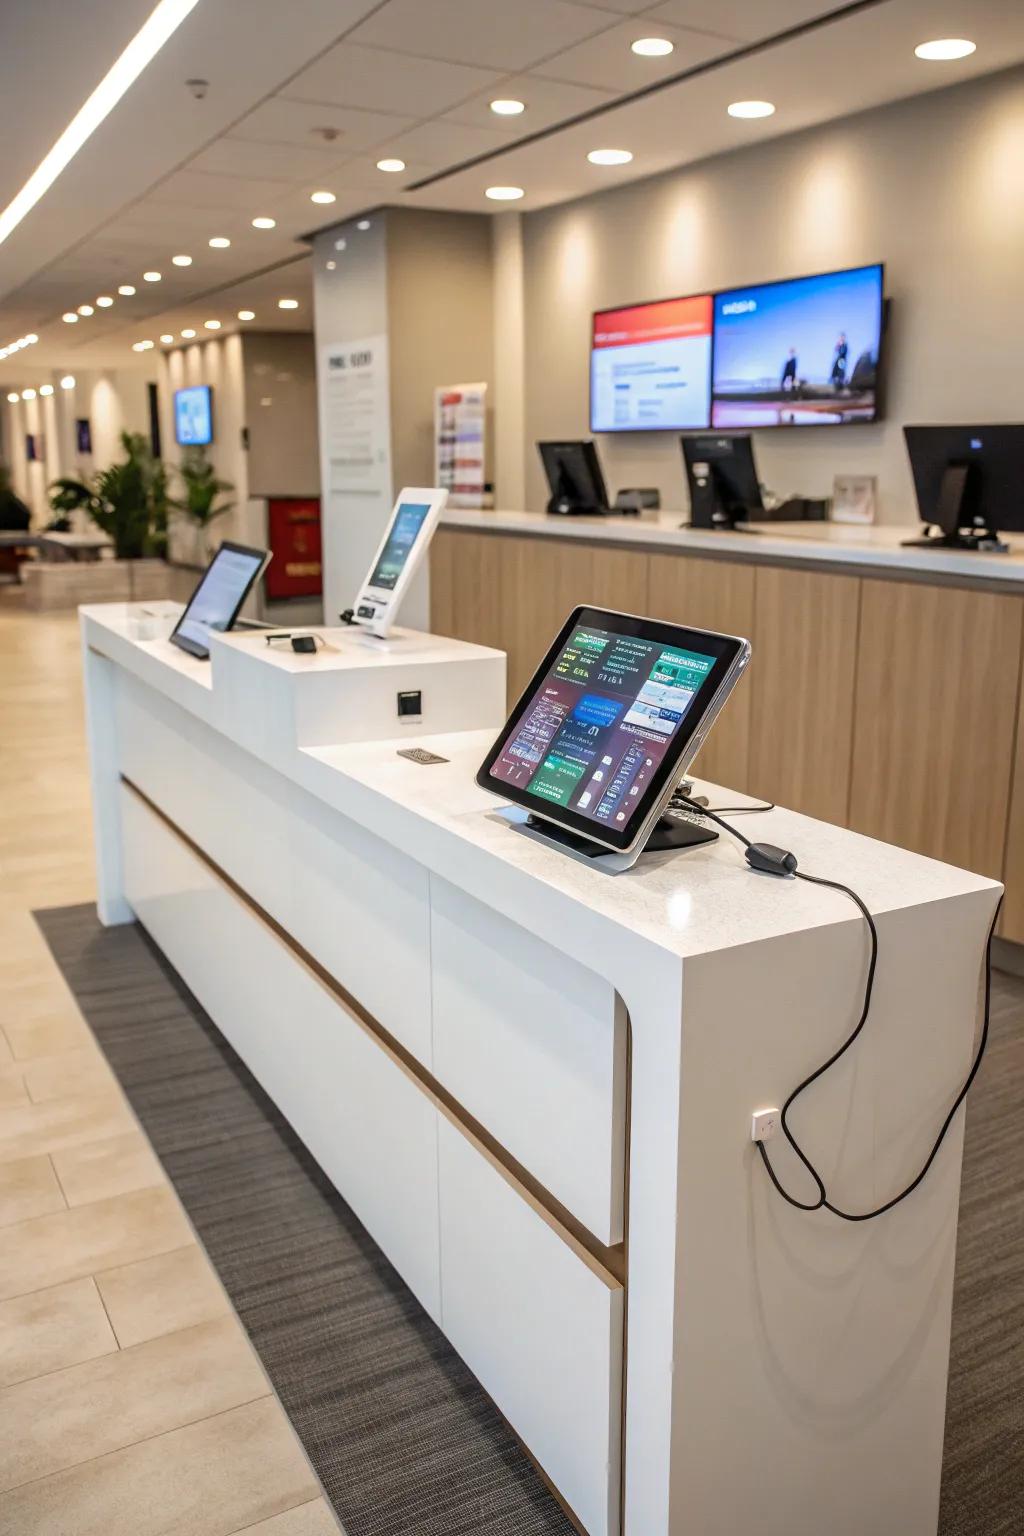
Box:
[172,447,235,562]
[48,432,167,559]
[30,434,174,609]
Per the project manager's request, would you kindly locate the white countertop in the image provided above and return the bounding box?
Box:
[82,601,997,967]
[440,508,1024,586]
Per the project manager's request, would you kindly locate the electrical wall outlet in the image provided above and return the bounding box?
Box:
[751,1107,780,1143]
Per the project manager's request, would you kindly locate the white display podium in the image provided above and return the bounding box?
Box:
[80,600,999,1536]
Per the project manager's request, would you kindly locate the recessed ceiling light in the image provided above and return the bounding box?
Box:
[172,253,192,266]
[326,259,337,270]
[0,0,202,250]
[208,236,230,248]
[78,303,94,315]
[180,328,196,338]
[278,298,299,309]
[485,185,524,201]
[632,37,673,57]
[21,389,36,399]
[237,310,255,321]
[118,284,136,296]
[62,312,79,323]
[377,158,405,173]
[143,270,161,281]
[310,190,336,204]
[6,392,18,403]
[588,148,633,166]
[60,375,75,389]
[204,319,221,329]
[252,216,276,229]
[96,295,114,307]
[160,334,174,343]
[728,100,776,119]
[915,37,976,60]
[39,384,54,396]
[357,219,371,231]
[490,98,525,116]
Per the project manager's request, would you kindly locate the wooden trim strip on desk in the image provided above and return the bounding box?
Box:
[120,774,626,1289]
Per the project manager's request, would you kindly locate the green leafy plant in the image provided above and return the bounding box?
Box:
[172,448,235,532]
[47,432,168,559]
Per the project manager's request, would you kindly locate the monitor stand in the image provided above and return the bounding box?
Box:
[901,527,1008,553]
[901,462,1009,553]
[524,810,718,859]
[681,517,761,534]
[546,468,607,517]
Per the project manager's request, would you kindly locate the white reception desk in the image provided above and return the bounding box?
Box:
[81,602,999,1536]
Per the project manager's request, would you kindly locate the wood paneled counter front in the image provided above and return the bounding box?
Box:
[431,510,1024,943]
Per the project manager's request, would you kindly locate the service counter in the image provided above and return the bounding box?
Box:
[431,509,1024,943]
[81,600,998,1536]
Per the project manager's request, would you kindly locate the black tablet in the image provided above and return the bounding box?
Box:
[477,607,750,854]
[169,541,271,660]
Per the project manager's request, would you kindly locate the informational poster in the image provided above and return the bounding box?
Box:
[320,335,391,496]
[434,382,486,508]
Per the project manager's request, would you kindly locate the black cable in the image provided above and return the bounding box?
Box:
[686,799,1001,1222]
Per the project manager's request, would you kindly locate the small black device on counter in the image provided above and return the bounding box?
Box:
[613,488,661,514]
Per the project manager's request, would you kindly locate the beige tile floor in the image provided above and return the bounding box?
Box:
[0,590,343,1535]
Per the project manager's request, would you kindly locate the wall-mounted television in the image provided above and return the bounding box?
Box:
[590,293,713,433]
[174,384,213,446]
[711,263,884,428]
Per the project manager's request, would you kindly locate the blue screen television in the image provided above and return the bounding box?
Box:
[174,384,213,446]
[711,263,884,428]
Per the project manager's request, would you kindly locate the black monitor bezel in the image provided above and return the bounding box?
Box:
[589,290,715,436]
[173,383,214,447]
[709,260,886,431]
[169,539,269,659]
[476,605,746,852]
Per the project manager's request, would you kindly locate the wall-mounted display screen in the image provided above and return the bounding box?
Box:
[174,384,213,446]
[590,294,713,433]
[711,263,884,428]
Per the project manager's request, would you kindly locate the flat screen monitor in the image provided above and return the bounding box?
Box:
[477,607,749,856]
[174,384,213,446]
[169,540,270,659]
[352,486,448,637]
[904,425,1024,540]
[681,434,764,529]
[591,294,713,433]
[711,263,884,428]
[538,440,609,516]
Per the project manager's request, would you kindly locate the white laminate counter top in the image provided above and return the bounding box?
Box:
[440,507,1024,586]
[82,602,996,969]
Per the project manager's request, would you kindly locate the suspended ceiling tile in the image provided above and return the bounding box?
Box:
[347,0,615,71]
[442,74,617,133]
[188,137,347,183]
[379,118,516,168]
[532,18,733,91]
[146,171,297,210]
[285,41,501,117]
[231,96,417,153]
[645,0,839,42]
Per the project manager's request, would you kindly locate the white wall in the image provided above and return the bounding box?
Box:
[519,66,1024,524]
[492,212,526,512]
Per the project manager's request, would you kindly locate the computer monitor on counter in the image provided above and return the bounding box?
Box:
[903,425,1024,552]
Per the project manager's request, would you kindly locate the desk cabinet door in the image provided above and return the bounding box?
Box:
[849,580,1023,878]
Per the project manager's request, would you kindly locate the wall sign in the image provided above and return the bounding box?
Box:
[434,382,486,508]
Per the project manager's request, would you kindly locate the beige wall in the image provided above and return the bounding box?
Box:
[0,366,153,524]
[386,207,494,491]
[242,331,319,499]
[520,66,1024,524]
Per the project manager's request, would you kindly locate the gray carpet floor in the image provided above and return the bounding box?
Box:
[36,905,1023,1536]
